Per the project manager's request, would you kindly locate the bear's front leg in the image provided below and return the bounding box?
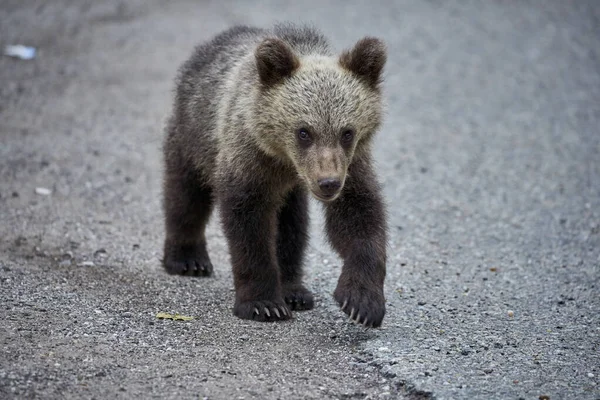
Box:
[219,181,291,322]
[325,158,387,328]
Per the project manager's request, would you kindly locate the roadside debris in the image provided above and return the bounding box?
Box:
[35,187,51,195]
[4,45,36,60]
[156,312,194,321]
[77,261,95,267]
[94,248,108,258]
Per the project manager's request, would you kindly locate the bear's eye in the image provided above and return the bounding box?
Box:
[341,129,355,144]
[297,128,311,143]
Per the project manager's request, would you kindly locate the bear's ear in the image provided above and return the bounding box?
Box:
[255,38,299,86]
[339,37,387,87]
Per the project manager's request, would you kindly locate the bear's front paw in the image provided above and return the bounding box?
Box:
[282,283,314,311]
[163,242,213,277]
[334,282,385,328]
[234,299,292,322]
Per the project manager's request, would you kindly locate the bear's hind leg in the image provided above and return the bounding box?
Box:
[162,164,214,277]
[277,186,314,310]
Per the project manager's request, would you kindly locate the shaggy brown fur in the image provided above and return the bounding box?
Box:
[162,23,388,327]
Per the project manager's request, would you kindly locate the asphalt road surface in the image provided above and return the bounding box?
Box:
[1,1,599,399]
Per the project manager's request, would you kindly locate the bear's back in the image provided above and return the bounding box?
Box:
[174,26,264,128]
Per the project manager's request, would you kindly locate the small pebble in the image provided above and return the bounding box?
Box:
[94,248,108,258]
[35,187,52,196]
[588,372,595,378]
[508,310,514,317]
[78,261,95,267]
[483,368,493,374]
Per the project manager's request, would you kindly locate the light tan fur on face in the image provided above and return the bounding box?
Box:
[250,55,384,201]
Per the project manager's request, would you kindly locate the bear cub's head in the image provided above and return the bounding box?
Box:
[252,35,386,202]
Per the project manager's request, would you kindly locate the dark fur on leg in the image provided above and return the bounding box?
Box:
[162,146,214,277]
[219,181,291,321]
[276,186,313,310]
[325,157,387,328]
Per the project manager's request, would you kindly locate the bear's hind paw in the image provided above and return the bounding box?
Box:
[282,284,314,311]
[162,243,213,277]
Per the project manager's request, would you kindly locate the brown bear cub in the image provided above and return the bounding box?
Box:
[162,24,388,327]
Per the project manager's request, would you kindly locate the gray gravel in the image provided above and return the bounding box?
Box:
[1,1,599,399]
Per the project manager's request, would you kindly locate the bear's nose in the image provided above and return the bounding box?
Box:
[317,178,341,197]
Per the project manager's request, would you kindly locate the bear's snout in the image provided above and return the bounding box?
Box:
[317,177,341,199]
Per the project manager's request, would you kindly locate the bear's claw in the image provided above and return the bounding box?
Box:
[282,284,314,311]
[235,300,291,322]
[334,284,386,328]
[163,243,213,277]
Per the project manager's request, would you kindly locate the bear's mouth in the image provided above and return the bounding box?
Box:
[311,191,340,203]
